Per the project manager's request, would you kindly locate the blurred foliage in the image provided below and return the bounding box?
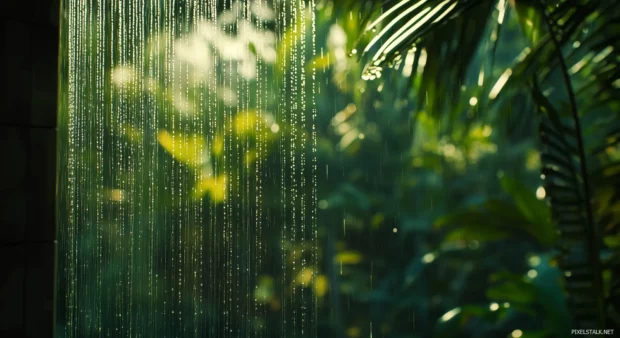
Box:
[56,0,620,337]
[333,0,620,336]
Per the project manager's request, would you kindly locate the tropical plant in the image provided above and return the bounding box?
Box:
[54,0,619,337]
[344,0,620,331]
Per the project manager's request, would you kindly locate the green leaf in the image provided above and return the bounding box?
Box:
[487,275,537,304]
[248,42,257,56]
[513,0,544,44]
[442,223,511,243]
[325,183,371,211]
[604,233,620,248]
[499,175,555,245]
[530,256,572,337]
[435,197,554,246]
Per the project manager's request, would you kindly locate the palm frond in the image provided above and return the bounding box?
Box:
[533,83,605,328]
[353,0,495,119]
[350,0,620,329]
[515,0,620,328]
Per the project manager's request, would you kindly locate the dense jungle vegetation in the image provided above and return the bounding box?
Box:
[56,0,620,337]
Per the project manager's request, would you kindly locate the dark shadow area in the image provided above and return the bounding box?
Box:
[0,0,59,337]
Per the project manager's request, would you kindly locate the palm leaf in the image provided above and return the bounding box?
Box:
[529,0,620,329]
[352,0,495,120]
[350,0,620,329]
[533,82,604,328]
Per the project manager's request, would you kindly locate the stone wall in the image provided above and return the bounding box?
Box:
[0,0,59,337]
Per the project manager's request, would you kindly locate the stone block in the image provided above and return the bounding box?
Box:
[0,127,56,242]
[24,241,56,338]
[31,23,59,128]
[0,0,59,26]
[26,128,57,241]
[0,245,26,335]
[0,127,28,242]
[0,20,33,126]
[33,0,61,27]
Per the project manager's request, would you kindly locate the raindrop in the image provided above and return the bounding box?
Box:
[58,0,318,337]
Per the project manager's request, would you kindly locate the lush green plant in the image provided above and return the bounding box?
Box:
[333,0,620,335]
[56,1,619,337]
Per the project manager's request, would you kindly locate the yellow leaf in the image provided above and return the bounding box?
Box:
[108,189,125,202]
[295,267,314,287]
[335,251,362,265]
[371,213,384,229]
[157,130,207,167]
[194,174,227,202]
[313,275,329,297]
[347,327,361,338]
[306,54,332,73]
[212,135,224,157]
[469,124,493,139]
[233,111,259,135]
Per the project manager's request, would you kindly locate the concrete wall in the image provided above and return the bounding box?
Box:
[0,0,59,337]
